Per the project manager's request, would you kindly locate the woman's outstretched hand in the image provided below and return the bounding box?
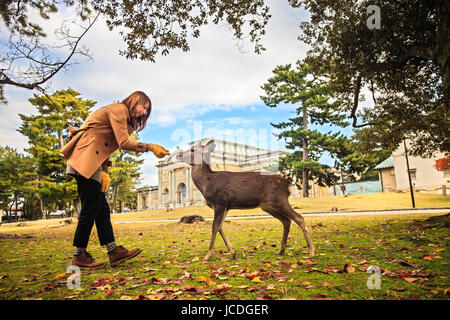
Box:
[148,143,170,158]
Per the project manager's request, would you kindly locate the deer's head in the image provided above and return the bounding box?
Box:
[176,140,216,166]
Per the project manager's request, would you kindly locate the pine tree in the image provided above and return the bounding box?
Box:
[261,61,348,197]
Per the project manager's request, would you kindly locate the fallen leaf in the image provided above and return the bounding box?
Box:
[266,284,276,290]
[403,277,419,283]
[399,260,419,268]
[105,288,115,298]
[236,285,248,289]
[251,276,262,283]
[54,272,66,279]
[321,280,333,287]
[343,264,355,273]
[305,260,317,266]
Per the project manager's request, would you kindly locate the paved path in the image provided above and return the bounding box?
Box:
[113,207,449,224]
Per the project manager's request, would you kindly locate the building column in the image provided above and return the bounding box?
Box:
[148,190,152,209]
[158,168,162,206]
[186,167,191,202]
[170,169,175,203]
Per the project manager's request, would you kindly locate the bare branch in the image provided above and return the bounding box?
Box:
[0,13,99,91]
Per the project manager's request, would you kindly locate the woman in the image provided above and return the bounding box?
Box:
[60,91,169,269]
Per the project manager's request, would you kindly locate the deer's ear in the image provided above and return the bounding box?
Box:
[204,140,216,152]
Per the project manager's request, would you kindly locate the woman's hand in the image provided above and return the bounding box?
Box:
[148,143,170,158]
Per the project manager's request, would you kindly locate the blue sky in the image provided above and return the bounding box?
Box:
[0,1,358,187]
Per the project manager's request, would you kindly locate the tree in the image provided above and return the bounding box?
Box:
[291,0,449,156]
[108,133,143,213]
[261,61,349,197]
[17,88,95,218]
[0,146,21,220]
[337,127,392,182]
[0,146,36,221]
[1,0,270,103]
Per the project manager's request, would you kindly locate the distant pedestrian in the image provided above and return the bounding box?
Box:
[60,91,170,269]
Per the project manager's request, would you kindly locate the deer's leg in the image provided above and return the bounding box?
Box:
[216,208,236,259]
[278,202,315,258]
[261,205,291,255]
[204,204,226,261]
[219,227,236,259]
[278,218,291,255]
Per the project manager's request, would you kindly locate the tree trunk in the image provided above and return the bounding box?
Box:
[436,1,450,104]
[58,131,64,149]
[36,175,45,219]
[112,184,120,214]
[73,198,81,218]
[36,192,45,219]
[302,105,309,198]
[14,194,18,222]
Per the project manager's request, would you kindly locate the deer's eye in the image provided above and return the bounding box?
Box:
[190,149,194,152]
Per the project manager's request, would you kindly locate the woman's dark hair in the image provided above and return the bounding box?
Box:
[121,91,152,132]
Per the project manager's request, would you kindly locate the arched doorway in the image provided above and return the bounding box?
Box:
[177,183,186,204]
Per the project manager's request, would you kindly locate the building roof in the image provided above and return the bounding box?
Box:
[374,155,394,170]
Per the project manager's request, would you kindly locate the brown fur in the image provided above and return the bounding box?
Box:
[176,140,315,261]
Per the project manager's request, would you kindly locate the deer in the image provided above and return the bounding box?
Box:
[176,140,315,261]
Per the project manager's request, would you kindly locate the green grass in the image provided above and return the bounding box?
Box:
[0,211,448,300]
[1,192,447,232]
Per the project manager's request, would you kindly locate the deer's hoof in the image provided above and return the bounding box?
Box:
[203,253,212,262]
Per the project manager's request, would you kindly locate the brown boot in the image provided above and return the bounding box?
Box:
[72,252,106,270]
[108,245,142,266]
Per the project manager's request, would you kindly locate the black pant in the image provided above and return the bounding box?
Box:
[72,175,115,248]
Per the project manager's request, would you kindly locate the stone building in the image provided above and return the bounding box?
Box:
[136,138,295,210]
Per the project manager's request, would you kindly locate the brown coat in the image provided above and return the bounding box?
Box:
[60,103,148,179]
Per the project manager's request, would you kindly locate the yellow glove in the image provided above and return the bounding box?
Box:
[101,171,111,193]
[148,143,170,158]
